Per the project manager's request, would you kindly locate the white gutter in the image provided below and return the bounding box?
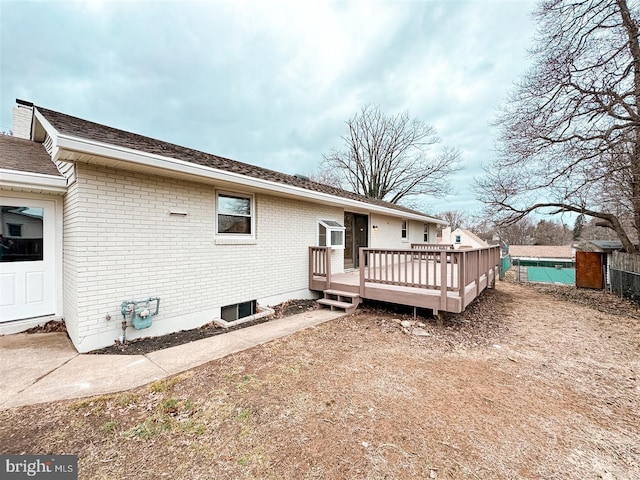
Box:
[34,110,445,224]
[0,168,67,193]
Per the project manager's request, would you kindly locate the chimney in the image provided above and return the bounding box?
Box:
[441,226,452,244]
[12,99,34,139]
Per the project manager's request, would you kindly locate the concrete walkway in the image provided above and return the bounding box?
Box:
[0,309,343,409]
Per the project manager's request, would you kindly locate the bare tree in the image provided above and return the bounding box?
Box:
[308,170,342,188]
[438,210,467,231]
[323,104,461,204]
[497,218,536,246]
[578,217,622,241]
[534,219,572,245]
[466,214,498,242]
[476,0,640,252]
[573,214,586,240]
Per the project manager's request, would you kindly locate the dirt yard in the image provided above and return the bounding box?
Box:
[1,281,638,479]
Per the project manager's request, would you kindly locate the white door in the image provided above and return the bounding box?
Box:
[0,198,56,322]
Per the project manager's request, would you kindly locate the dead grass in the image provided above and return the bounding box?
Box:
[1,281,639,479]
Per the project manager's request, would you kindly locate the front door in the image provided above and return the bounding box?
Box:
[344,213,368,269]
[0,198,56,322]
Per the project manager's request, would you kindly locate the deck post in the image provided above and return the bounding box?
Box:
[308,247,313,288]
[435,311,444,327]
[359,248,365,297]
[325,246,332,290]
[493,248,498,287]
[440,250,447,310]
[459,250,466,309]
[476,249,481,297]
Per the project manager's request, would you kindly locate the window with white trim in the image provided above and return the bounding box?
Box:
[423,224,429,242]
[318,219,345,249]
[455,235,461,244]
[216,192,254,236]
[401,220,408,240]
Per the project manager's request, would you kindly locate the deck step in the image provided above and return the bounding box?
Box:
[317,289,361,313]
[317,298,358,313]
[322,289,360,298]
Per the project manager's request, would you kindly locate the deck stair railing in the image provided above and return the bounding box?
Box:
[309,246,332,290]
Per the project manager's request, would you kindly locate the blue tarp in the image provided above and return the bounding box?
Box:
[527,267,576,285]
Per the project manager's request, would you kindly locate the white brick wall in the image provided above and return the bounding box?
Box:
[61,174,80,344]
[11,105,32,139]
[65,163,343,351]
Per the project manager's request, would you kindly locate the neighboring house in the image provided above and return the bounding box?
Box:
[440,227,488,250]
[0,100,448,352]
[508,245,575,266]
[508,245,576,285]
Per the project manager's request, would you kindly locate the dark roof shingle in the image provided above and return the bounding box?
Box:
[36,106,438,219]
[0,134,62,177]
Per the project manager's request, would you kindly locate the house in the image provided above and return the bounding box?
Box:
[439,227,488,250]
[508,245,575,267]
[508,245,576,285]
[1,100,461,352]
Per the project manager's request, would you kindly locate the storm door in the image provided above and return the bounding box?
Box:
[344,213,368,269]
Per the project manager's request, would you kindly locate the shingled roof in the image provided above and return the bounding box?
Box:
[508,245,574,259]
[35,106,441,220]
[0,134,63,177]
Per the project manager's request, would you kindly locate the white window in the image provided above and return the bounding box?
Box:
[318,219,345,249]
[401,220,408,240]
[423,224,429,242]
[216,192,254,236]
[455,235,461,244]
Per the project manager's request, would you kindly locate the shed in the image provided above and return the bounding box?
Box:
[575,240,623,289]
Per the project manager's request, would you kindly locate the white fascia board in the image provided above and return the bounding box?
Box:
[53,132,444,224]
[0,169,67,193]
[32,109,60,159]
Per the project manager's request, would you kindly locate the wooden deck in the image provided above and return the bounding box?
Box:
[309,245,501,314]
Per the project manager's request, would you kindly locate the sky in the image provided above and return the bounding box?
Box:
[0,0,538,217]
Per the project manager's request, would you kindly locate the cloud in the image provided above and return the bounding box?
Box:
[0,0,537,216]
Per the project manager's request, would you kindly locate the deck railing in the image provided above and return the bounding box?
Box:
[358,248,459,290]
[310,245,501,311]
[411,243,454,250]
[309,246,332,290]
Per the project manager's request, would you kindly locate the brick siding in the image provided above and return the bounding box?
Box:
[65,163,343,351]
